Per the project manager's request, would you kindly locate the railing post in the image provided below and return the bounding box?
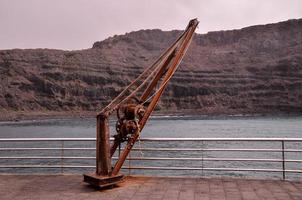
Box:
[61,141,64,174]
[129,151,131,175]
[281,140,285,180]
[201,140,204,177]
[96,114,112,176]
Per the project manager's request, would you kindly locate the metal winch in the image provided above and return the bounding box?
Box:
[115,99,145,142]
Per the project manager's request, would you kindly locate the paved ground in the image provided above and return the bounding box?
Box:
[0,175,301,200]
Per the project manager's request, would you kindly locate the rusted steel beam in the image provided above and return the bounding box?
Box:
[110,140,119,157]
[140,19,198,131]
[108,36,183,157]
[111,19,199,176]
[109,51,176,157]
[140,50,176,102]
[96,113,111,176]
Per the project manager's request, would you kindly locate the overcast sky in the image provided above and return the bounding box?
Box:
[0,0,301,50]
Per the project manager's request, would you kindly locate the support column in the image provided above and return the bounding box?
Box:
[96,113,111,176]
[84,113,124,188]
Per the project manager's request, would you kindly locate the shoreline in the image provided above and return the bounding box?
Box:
[0,110,301,122]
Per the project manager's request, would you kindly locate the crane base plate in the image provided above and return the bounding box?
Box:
[83,173,124,188]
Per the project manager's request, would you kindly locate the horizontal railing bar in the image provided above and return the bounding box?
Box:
[132,148,302,152]
[0,156,95,159]
[1,147,302,152]
[125,166,302,173]
[138,138,302,141]
[1,156,302,163]
[115,157,302,163]
[0,165,95,168]
[0,148,95,151]
[1,138,302,142]
[0,165,301,173]
[0,138,95,142]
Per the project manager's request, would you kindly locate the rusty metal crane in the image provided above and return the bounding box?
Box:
[83,19,199,188]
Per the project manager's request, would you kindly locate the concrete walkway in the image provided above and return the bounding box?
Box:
[0,175,301,200]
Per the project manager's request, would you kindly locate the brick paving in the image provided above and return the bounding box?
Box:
[0,175,301,200]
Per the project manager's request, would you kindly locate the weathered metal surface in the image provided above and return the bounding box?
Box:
[83,173,124,188]
[112,19,199,176]
[84,18,199,188]
[95,113,111,176]
[139,50,175,101]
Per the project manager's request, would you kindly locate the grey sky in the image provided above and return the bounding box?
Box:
[0,0,301,50]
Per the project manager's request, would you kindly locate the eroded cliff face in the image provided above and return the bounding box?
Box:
[0,19,302,117]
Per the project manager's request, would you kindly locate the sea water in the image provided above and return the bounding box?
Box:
[0,116,301,179]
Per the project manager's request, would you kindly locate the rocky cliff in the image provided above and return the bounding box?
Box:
[1,19,302,119]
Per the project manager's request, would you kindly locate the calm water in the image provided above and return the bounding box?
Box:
[1,116,302,138]
[0,116,301,179]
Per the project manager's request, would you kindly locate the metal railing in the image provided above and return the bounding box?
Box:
[0,138,302,180]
